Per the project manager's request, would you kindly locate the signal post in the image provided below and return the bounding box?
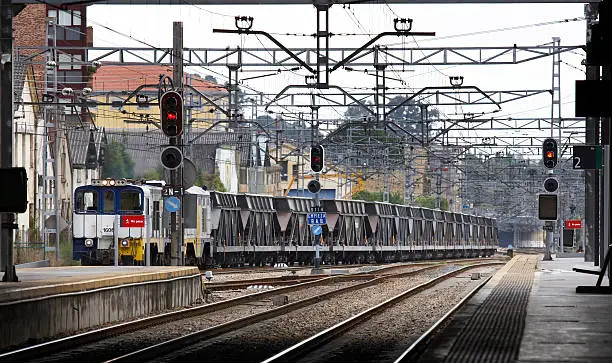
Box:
[160,90,184,266]
[158,22,185,266]
[539,138,558,261]
[308,145,324,273]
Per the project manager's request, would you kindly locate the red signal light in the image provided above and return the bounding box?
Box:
[160,91,183,137]
[310,145,324,173]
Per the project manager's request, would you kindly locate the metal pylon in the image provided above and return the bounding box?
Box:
[41,20,60,259]
[551,37,562,137]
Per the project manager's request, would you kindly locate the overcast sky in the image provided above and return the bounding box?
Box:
[88,3,587,151]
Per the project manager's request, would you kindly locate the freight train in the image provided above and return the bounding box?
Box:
[72,178,498,267]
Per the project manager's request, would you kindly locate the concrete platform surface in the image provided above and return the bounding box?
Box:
[0,266,200,303]
[518,257,612,363]
[419,255,612,363]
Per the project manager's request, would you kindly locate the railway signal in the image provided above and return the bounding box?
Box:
[160,146,183,170]
[160,91,183,137]
[307,179,321,194]
[538,194,558,220]
[0,167,27,213]
[542,138,558,169]
[310,145,324,173]
[543,177,559,193]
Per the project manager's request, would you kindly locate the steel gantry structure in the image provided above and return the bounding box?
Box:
[1,0,601,283]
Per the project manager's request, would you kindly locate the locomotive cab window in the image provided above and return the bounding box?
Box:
[103,190,115,213]
[75,189,98,213]
[119,190,143,214]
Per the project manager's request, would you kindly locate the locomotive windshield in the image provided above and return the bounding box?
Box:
[103,190,114,213]
[119,190,143,214]
[75,189,98,212]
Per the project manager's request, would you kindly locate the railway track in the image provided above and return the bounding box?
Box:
[0,262,440,362]
[0,274,343,362]
[103,262,503,362]
[1,258,505,362]
[203,257,506,290]
[393,272,492,363]
[263,264,497,363]
[203,275,324,291]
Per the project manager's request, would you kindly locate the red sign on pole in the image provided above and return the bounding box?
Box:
[121,215,145,228]
[565,220,582,229]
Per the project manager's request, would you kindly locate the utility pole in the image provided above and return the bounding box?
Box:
[171,21,184,266]
[1,0,18,282]
[584,1,599,263]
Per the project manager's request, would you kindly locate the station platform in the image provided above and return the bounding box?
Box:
[419,254,612,363]
[0,265,202,351]
[0,265,200,303]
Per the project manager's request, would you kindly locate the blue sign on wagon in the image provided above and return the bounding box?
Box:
[311,225,323,236]
[307,212,327,225]
[164,196,181,212]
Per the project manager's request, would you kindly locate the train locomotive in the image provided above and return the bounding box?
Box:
[73,178,498,266]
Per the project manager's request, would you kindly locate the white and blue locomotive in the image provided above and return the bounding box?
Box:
[73,178,499,266]
[72,179,212,265]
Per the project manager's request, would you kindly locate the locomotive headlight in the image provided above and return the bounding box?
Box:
[84,238,94,247]
[121,239,129,247]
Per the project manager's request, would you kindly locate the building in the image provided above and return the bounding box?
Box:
[90,65,240,190]
[13,4,101,255]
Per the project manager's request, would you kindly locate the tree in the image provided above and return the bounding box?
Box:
[414,195,449,211]
[196,170,227,192]
[204,75,218,84]
[102,141,134,179]
[353,190,404,204]
[386,96,440,139]
[344,101,373,120]
[139,164,164,181]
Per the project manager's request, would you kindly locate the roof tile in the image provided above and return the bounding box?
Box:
[92,65,225,94]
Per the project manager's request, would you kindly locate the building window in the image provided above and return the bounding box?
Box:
[47,10,82,41]
[48,9,81,26]
[58,53,82,71]
[280,161,288,181]
[58,10,71,25]
[292,164,298,178]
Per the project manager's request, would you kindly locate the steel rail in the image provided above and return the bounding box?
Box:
[0,274,339,362]
[393,272,494,362]
[0,259,500,361]
[103,264,445,362]
[204,275,325,290]
[261,262,504,363]
[205,275,381,290]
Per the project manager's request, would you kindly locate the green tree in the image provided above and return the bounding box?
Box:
[344,100,374,119]
[102,141,134,179]
[196,170,227,192]
[387,97,440,139]
[414,195,449,211]
[139,164,164,181]
[353,190,404,204]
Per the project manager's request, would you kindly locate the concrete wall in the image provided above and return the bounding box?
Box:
[0,274,201,350]
[216,147,239,193]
